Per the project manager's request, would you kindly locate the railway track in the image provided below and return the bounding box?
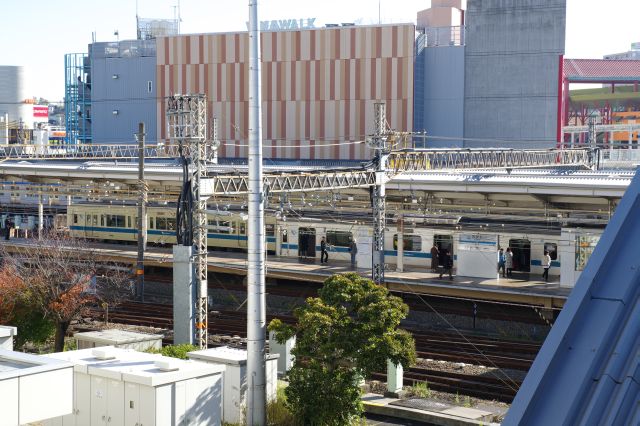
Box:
[89,300,538,402]
[95,301,539,371]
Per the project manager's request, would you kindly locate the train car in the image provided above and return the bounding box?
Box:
[67,203,277,252]
[279,219,364,263]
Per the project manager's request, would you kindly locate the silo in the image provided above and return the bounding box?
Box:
[0,66,32,130]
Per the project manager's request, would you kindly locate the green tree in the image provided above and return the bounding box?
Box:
[269,273,416,425]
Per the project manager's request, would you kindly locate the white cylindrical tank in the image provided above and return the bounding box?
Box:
[0,66,32,131]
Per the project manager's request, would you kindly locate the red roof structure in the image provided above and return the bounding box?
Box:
[558,58,640,146]
[564,58,640,83]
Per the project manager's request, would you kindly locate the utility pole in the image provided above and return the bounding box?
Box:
[369,102,389,286]
[136,122,147,302]
[247,0,267,424]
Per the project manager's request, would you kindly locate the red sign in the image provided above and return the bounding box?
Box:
[33,105,49,118]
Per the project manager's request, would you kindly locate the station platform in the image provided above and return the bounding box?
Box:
[0,239,569,309]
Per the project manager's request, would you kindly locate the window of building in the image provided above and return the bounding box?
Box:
[544,242,558,261]
[326,230,353,247]
[393,234,422,252]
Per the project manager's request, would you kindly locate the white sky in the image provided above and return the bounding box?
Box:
[2,0,638,101]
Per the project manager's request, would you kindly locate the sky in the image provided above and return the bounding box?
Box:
[2,0,638,102]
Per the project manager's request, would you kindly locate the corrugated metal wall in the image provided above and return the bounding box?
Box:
[157,24,415,160]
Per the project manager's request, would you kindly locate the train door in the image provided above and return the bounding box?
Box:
[434,234,454,266]
[509,239,531,272]
[298,227,316,258]
[238,221,247,249]
[88,213,99,238]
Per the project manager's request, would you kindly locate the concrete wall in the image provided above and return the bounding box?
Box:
[90,45,157,143]
[463,0,566,148]
[417,44,465,147]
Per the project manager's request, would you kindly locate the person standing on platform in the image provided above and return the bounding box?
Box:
[430,243,439,272]
[320,236,329,264]
[4,217,12,241]
[505,247,514,278]
[498,248,506,277]
[542,250,551,281]
[439,249,453,280]
[349,238,358,269]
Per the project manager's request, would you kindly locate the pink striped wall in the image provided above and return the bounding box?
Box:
[157,24,414,160]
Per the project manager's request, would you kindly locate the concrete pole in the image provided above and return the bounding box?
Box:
[38,194,43,240]
[247,0,266,424]
[136,123,147,302]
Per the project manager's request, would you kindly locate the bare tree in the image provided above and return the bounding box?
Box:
[2,231,134,352]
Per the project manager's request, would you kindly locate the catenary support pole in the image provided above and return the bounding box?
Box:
[371,102,388,285]
[136,122,147,302]
[247,0,266,424]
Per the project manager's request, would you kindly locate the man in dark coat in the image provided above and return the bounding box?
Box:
[438,249,453,280]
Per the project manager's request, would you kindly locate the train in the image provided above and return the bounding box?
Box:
[52,202,606,281]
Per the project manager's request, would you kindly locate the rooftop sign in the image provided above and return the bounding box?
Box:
[246,18,317,32]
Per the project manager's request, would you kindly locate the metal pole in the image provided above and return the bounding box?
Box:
[38,194,43,240]
[136,122,147,302]
[371,102,388,286]
[396,214,403,272]
[247,0,266,424]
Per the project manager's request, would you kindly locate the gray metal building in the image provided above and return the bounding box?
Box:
[89,40,157,144]
[463,0,566,148]
[415,35,465,148]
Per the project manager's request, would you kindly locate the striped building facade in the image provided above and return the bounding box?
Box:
[156,24,415,160]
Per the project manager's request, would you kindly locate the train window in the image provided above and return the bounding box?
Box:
[326,230,352,247]
[149,217,154,229]
[101,215,104,226]
[266,224,275,237]
[239,223,246,235]
[128,217,131,228]
[393,234,422,251]
[575,236,599,271]
[73,214,78,224]
[544,242,558,261]
[106,215,126,227]
[156,217,176,230]
[282,229,288,243]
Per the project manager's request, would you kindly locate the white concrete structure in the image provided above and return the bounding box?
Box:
[0,349,73,425]
[74,329,163,351]
[0,325,17,350]
[456,233,499,279]
[268,331,295,376]
[188,346,278,424]
[44,346,224,426]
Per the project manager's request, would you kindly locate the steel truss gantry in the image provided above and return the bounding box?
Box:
[387,148,593,173]
[166,94,210,350]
